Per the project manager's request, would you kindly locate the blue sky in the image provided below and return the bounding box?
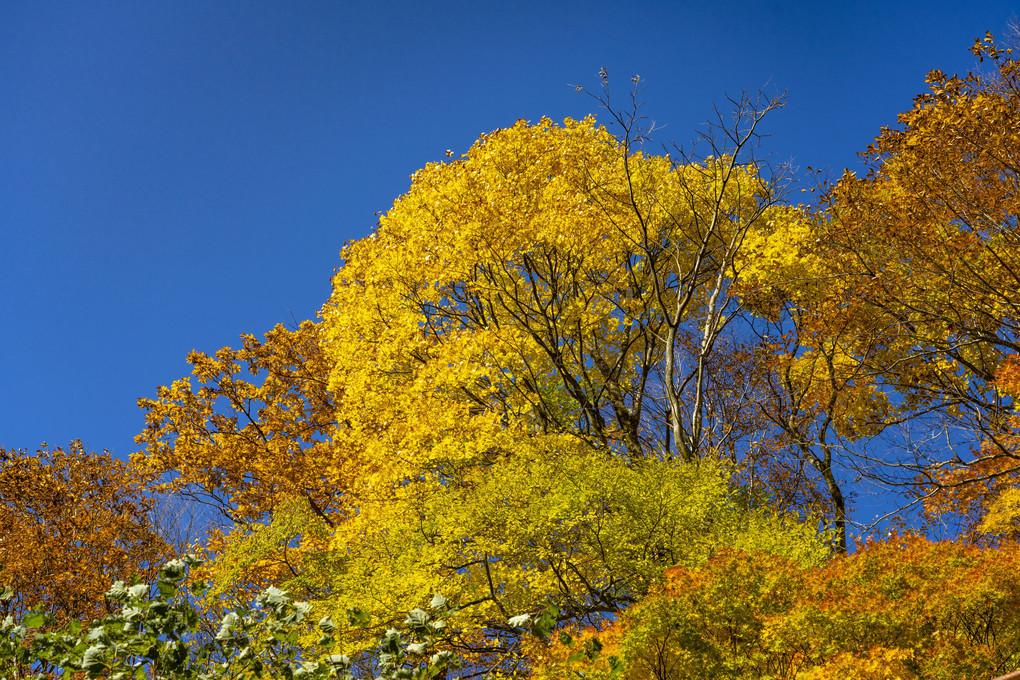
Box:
[2,1,1017,460]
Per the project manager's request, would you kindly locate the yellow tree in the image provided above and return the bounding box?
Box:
[324,93,791,471]
[138,96,797,518]
[136,95,830,672]
[314,101,825,666]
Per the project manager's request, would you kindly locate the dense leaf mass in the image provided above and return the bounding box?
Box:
[0,442,172,627]
[534,535,1020,679]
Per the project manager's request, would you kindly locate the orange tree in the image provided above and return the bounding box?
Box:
[136,320,344,526]
[0,441,174,627]
[819,35,1020,534]
[532,534,1020,679]
[134,319,347,598]
[733,35,1020,542]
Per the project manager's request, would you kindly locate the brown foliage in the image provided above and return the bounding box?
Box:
[0,442,173,626]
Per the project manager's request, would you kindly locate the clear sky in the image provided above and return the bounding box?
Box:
[2,1,1017,459]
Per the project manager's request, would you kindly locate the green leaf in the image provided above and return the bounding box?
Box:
[566,651,586,664]
[326,653,351,667]
[159,559,187,583]
[406,641,430,655]
[216,615,240,645]
[380,628,402,653]
[346,607,370,628]
[23,611,46,629]
[105,580,129,601]
[259,586,289,607]
[404,608,429,635]
[82,645,107,671]
[127,584,149,599]
[318,616,336,634]
[530,604,559,641]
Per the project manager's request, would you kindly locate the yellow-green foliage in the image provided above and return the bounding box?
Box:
[214,441,827,658]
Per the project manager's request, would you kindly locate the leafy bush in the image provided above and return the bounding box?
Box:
[1,557,460,679]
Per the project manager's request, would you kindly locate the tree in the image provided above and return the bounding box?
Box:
[728,34,1020,546]
[136,97,831,672]
[738,209,894,552]
[533,535,1020,679]
[136,320,344,527]
[0,441,174,628]
[134,319,349,600]
[803,34,1020,535]
[323,97,791,471]
[258,453,825,670]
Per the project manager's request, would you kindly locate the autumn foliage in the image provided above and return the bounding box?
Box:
[816,34,1020,538]
[0,442,172,627]
[131,104,833,668]
[5,34,1020,680]
[534,535,1020,679]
